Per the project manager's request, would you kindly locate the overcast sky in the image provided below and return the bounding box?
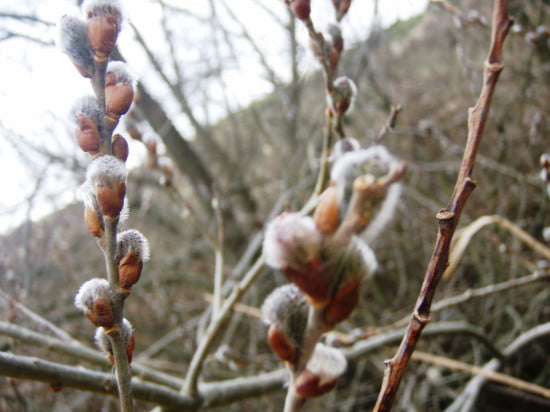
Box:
[0,0,428,234]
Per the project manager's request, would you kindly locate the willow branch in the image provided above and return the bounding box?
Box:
[375,104,402,143]
[211,191,225,318]
[88,39,134,411]
[0,352,285,410]
[182,256,266,396]
[0,321,183,390]
[373,2,513,410]
[0,352,198,410]
[0,322,490,410]
[412,350,550,400]
[0,287,75,342]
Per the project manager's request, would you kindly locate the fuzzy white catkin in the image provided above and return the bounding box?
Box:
[331,145,402,242]
[82,0,123,20]
[58,15,94,75]
[331,145,396,185]
[362,182,402,243]
[263,213,322,270]
[74,278,111,312]
[328,76,358,115]
[117,230,150,261]
[306,343,347,386]
[86,155,127,188]
[261,284,306,326]
[106,61,136,85]
[78,181,101,211]
[352,236,378,275]
[71,95,102,124]
[330,137,361,161]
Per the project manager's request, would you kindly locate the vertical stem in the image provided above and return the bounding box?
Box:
[103,217,120,289]
[183,256,266,397]
[284,386,307,412]
[372,2,512,410]
[91,56,112,155]
[103,216,134,412]
[108,327,134,412]
[283,306,326,412]
[313,115,335,196]
[211,192,225,318]
[212,248,224,317]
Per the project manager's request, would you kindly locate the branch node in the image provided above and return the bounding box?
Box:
[485,61,504,72]
[413,310,431,325]
[436,210,455,221]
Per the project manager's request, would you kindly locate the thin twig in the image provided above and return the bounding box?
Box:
[0,288,75,342]
[412,350,550,399]
[444,215,550,279]
[182,256,266,396]
[211,191,225,318]
[202,293,262,318]
[370,270,550,335]
[372,2,513,410]
[375,104,402,143]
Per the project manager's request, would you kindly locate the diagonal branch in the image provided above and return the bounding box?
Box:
[372,2,514,410]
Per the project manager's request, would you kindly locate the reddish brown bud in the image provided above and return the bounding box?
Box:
[97,180,125,218]
[284,258,330,306]
[313,185,340,235]
[126,334,135,364]
[85,297,114,329]
[267,324,297,364]
[329,47,340,71]
[333,0,352,20]
[331,35,343,55]
[117,229,149,290]
[328,24,343,70]
[290,0,311,21]
[295,344,347,398]
[324,278,361,328]
[262,284,307,364]
[295,369,338,398]
[87,15,119,58]
[330,76,357,116]
[112,134,129,162]
[84,204,104,237]
[106,83,134,115]
[119,251,142,290]
[76,114,101,155]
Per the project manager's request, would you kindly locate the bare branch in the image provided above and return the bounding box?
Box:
[373,2,514,410]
